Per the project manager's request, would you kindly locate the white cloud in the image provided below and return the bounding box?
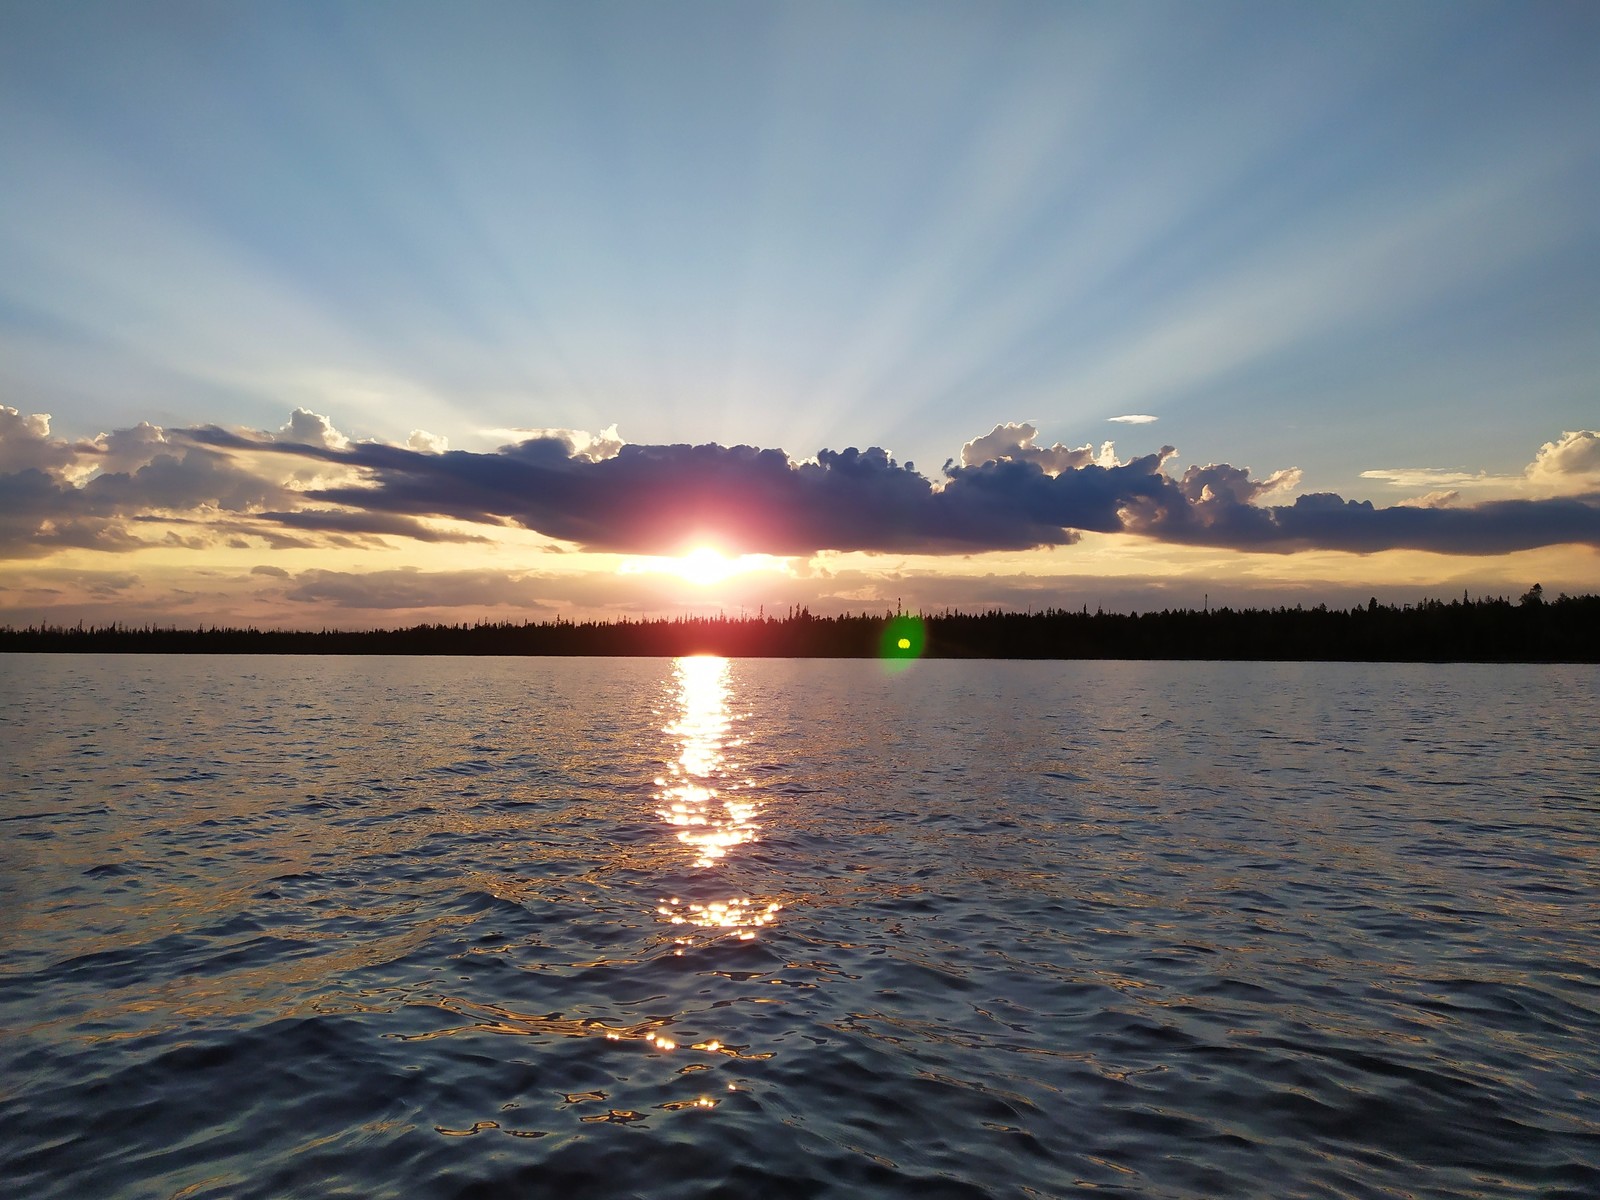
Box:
[1526,430,1600,495]
[958,421,1118,473]
[6,416,177,486]
[406,429,449,454]
[484,423,624,462]
[278,408,350,451]
[1176,462,1302,506]
[83,421,171,478]
[1363,430,1600,499]
[1108,414,1158,424]
[1359,467,1509,489]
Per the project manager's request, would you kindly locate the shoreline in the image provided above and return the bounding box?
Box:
[4,594,1595,662]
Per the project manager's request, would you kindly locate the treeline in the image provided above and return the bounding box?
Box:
[2,590,1595,661]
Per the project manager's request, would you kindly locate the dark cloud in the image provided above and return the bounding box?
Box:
[5,408,1599,560]
[259,510,491,544]
[1207,491,1600,555]
[189,422,1600,557]
[0,450,287,558]
[186,427,1121,553]
[0,468,147,556]
[188,427,1045,554]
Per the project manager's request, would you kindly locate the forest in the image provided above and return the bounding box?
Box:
[2,588,1594,662]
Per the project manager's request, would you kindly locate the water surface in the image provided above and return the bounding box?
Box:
[2,655,1597,1198]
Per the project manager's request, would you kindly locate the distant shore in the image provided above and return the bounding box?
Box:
[3,593,1595,662]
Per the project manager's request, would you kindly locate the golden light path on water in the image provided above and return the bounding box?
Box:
[654,656,781,945]
[413,655,782,1100]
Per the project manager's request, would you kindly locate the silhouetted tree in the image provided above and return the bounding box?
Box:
[3,593,1597,661]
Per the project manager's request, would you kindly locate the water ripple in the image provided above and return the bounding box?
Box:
[1,655,1597,1198]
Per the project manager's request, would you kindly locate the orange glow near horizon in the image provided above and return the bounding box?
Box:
[618,545,791,587]
[680,546,737,586]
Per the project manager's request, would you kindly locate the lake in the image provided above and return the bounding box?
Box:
[2,655,1597,1198]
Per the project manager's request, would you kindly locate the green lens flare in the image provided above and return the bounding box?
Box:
[880,614,926,671]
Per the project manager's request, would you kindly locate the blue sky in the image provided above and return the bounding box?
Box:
[1,1,1596,625]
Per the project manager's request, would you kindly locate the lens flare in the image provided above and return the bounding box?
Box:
[880,614,926,672]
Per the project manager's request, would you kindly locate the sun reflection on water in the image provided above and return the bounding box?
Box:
[654,656,780,940]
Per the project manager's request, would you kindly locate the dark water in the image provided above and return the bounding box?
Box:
[2,655,1597,1199]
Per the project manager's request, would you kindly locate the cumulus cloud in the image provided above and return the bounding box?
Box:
[2,408,184,490]
[958,422,1120,473]
[1175,462,1303,507]
[278,408,350,450]
[1,407,80,475]
[81,421,172,477]
[0,406,423,557]
[0,417,286,557]
[6,407,1599,561]
[182,418,1600,557]
[482,423,624,462]
[406,429,448,454]
[1526,430,1600,494]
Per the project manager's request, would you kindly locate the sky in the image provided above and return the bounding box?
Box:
[1,0,1597,628]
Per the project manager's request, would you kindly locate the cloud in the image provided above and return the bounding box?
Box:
[251,564,290,578]
[958,421,1118,473]
[1360,467,1509,489]
[406,429,448,454]
[1,407,82,475]
[285,568,555,611]
[1160,491,1600,556]
[1363,430,1600,499]
[0,442,284,558]
[1108,414,1158,424]
[1394,489,1462,510]
[481,423,624,462]
[5,408,1598,562]
[80,421,172,477]
[0,406,480,557]
[279,408,350,451]
[1174,462,1302,506]
[184,416,1600,557]
[1526,430,1600,495]
[258,510,491,544]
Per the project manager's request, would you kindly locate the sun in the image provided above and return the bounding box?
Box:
[616,545,791,586]
[678,545,737,586]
